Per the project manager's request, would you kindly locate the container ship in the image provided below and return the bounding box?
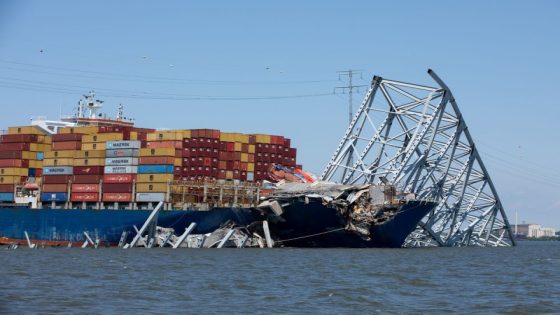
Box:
[0,93,436,248]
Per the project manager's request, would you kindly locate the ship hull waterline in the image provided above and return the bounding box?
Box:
[0,200,436,248]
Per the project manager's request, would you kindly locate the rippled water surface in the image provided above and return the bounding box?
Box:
[1,241,559,314]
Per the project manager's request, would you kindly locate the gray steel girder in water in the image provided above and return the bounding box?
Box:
[320,69,515,247]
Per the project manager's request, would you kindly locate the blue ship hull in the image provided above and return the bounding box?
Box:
[0,200,435,248]
[0,207,257,246]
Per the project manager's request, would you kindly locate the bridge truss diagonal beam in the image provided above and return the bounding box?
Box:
[320,69,515,247]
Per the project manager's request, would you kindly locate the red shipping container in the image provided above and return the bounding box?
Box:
[0,159,28,168]
[52,134,83,142]
[248,154,255,163]
[103,183,133,193]
[103,174,136,183]
[191,130,200,138]
[35,169,43,177]
[0,134,38,143]
[139,156,175,165]
[146,141,183,149]
[283,138,291,147]
[0,151,24,159]
[73,166,104,175]
[212,130,220,139]
[71,193,99,202]
[52,141,82,151]
[42,184,68,192]
[0,184,14,192]
[73,175,102,184]
[43,175,72,184]
[288,148,297,158]
[0,143,30,151]
[71,183,99,193]
[249,135,256,144]
[102,193,132,202]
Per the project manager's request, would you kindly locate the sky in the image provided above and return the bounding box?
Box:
[0,1,559,229]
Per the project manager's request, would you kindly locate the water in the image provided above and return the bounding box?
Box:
[1,241,559,314]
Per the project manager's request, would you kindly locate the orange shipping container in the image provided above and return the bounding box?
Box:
[52,141,82,151]
[42,184,68,192]
[103,174,136,183]
[146,141,183,149]
[102,193,132,202]
[71,193,99,202]
[71,183,99,193]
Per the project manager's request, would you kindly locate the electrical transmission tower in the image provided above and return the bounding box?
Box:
[322,69,515,247]
[335,70,367,181]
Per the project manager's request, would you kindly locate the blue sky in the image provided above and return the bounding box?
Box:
[0,1,559,228]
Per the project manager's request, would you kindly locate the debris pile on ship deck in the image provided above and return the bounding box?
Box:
[255,181,400,242]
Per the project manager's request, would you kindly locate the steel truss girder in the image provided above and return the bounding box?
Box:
[320,70,515,247]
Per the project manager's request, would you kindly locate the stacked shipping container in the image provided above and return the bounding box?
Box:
[0,124,299,204]
[103,140,141,203]
[0,126,50,201]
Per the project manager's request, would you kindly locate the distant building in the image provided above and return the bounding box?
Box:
[514,224,557,238]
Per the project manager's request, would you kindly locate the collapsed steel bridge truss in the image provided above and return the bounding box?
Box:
[321,70,515,247]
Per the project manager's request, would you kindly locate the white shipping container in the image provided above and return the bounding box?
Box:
[106,140,141,149]
[105,157,139,166]
[136,192,166,202]
[43,166,73,175]
[104,165,138,174]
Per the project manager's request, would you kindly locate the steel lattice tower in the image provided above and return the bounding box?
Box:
[321,70,515,247]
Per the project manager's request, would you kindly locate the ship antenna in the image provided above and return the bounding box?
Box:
[116,104,124,121]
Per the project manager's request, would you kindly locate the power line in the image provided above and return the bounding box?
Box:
[0,59,337,86]
[0,80,334,101]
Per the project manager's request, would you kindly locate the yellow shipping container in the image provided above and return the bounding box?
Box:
[139,148,175,157]
[82,133,123,143]
[43,158,74,167]
[20,151,37,160]
[29,160,43,168]
[37,135,52,144]
[29,143,51,152]
[234,133,249,143]
[45,151,77,159]
[174,158,182,167]
[73,158,105,166]
[58,126,99,134]
[248,145,255,154]
[179,130,191,138]
[0,176,24,184]
[136,183,168,193]
[137,174,174,183]
[75,150,106,158]
[130,131,138,141]
[255,134,271,143]
[247,163,255,172]
[7,126,48,135]
[0,168,28,176]
[147,131,183,141]
[225,170,234,179]
[241,153,248,162]
[82,143,106,151]
[234,142,242,152]
[219,132,235,142]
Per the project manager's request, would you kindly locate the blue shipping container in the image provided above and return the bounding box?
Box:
[138,165,174,174]
[0,192,14,201]
[41,192,68,202]
[28,168,36,177]
[36,152,44,161]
